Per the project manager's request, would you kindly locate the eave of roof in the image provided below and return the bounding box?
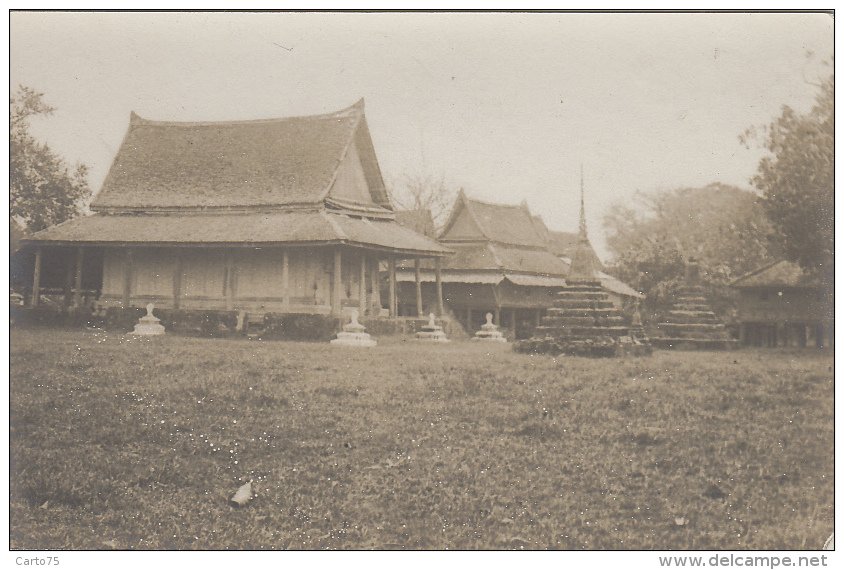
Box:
[730,260,820,288]
[23,212,452,257]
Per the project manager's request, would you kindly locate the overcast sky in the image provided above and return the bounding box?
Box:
[9,11,833,259]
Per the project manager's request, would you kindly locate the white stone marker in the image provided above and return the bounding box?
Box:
[415,313,449,342]
[130,303,166,336]
[330,310,377,347]
[472,312,507,342]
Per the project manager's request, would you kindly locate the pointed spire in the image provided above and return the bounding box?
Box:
[578,163,588,242]
[567,164,600,283]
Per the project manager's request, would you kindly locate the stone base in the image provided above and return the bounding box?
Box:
[415,330,450,342]
[651,338,739,351]
[130,321,165,336]
[472,332,507,342]
[330,332,377,347]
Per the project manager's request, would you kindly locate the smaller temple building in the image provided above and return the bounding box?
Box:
[394,191,641,338]
[730,260,833,348]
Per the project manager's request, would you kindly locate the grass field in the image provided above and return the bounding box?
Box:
[9,328,834,550]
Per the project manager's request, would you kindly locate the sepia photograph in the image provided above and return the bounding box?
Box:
[8,9,834,559]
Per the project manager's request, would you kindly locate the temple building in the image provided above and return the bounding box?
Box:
[394,191,641,338]
[22,100,451,319]
[730,260,833,348]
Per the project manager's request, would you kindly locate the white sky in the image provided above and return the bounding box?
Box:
[9,11,834,259]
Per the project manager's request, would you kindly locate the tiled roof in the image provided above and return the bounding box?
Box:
[730,260,820,288]
[596,272,644,299]
[92,100,390,212]
[546,230,579,257]
[441,191,547,248]
[24,212,451,256]
[395,209,437,238]
[398,242,568,276]
[395,272,503,284]
[504,274,567,287]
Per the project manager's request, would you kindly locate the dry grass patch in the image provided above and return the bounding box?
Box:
[9,328,834,549]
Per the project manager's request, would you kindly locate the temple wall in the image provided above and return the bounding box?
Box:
[100,246,376,313]
[737,287,830,324]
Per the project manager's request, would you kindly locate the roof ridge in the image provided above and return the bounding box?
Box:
[461,193,495,242]
[321,211,350,241]
[462,194,525,210]
[129,98,365,128]
[729,259,785,286]
[487,242,505,269]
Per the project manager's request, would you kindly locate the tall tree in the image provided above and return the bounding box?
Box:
[10,86,91,232]
[603,183,774,323]
[741,67,833,287]
[386,170,457,232]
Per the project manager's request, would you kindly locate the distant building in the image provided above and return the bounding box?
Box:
[730,260,833,347]
[395,191,641,338]
[23,100,450,318]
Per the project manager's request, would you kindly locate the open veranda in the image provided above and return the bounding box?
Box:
[9,328,833,550]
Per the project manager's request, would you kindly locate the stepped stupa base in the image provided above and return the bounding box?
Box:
[653,263,736,351]
[472,312,507,342]
[651,338,738,351]
[330,310,377,347]
[516,335,652,358]
[416,313,450,343]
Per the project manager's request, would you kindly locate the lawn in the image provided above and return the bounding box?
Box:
[9,327,834,550]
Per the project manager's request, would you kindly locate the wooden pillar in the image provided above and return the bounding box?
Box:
[225,250,236,310]
[30,246,43,308]
[359,251,367,316]
[535,308,542,328]
[332,247,342,316]
[435,256,444,317]
[173,250,182,310]
[73,247,84,307]
[64,252,74,307]
[281,249,290,310]
[466,307,472,332]
[510,308,516,336]
[122,248,134,308]
[387,256,399,317]
[494,307,501,326]
[414,258,423,316]
[370,257,380,315]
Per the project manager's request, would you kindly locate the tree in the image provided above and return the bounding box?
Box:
[741,68,834,289]
[386,170,457,232]
[10,86,91,232]
[603,183,774,323]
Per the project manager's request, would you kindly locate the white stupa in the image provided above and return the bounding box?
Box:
[415,313,449,342]
[472,312,507,342]
[130,303,165,336]
[330,310,377,347]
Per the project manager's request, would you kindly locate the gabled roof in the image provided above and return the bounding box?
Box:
[92,99,391,214]
[395,209,437,238]
[439,191,547,248]
[730,260,821,289]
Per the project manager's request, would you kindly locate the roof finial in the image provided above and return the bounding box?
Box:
[579,164,588,242]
